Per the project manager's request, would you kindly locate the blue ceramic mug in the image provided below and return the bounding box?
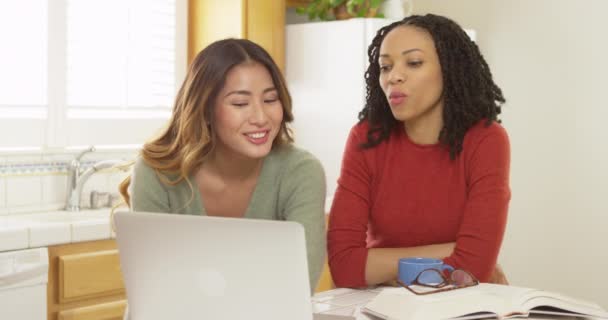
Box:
[398,257,454,285]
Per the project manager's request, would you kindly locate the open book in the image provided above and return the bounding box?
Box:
[362,283,608,320]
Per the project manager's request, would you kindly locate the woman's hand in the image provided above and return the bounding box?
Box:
[488,264,509,285]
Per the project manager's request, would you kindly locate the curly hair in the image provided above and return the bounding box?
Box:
[119,39,294,206]
[359,14,505,159]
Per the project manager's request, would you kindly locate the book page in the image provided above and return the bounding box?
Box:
[522,295,608,318]
[457,284,608,318]
[364,285,516,320]
[364,284,608,320]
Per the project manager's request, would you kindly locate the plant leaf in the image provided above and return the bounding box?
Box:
[346,2,356,15]
[357,6,366,17]
[319,10,328,21]
[370,0,383,9]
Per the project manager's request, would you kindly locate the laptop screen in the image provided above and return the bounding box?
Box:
[114,211,313,320]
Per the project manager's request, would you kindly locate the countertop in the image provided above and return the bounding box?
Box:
[0,209,114,252]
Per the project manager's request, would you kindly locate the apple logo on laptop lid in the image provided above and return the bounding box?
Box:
[196,268,227,297]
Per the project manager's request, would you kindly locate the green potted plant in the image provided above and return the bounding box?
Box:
[296,0,385,21]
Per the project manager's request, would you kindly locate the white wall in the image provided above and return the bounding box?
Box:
[411,0,608,307]
[286,19,397,211]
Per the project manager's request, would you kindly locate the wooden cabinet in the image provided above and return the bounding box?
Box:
[57,301,126,320]
[48,240,126,320]
[188,0,285,70]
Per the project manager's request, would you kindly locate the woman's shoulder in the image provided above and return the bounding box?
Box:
[131,156,167,189]
[132,156,154,177]
[269,144,323,171]
[465,120,509,144]
[267,145,326,196]
[341,120,379,149]
[132,156,178,185]
[349,120,371,138]
[463,120,510,157]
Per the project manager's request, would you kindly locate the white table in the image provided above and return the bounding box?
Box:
[312,287,382,319]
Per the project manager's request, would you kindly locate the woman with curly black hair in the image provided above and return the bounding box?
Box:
[327,14,511,288]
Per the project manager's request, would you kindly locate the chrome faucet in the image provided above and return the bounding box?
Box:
[65,146,127,211]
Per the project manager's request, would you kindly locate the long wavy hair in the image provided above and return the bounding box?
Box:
[360,14,505,159]
[119,39,294,206]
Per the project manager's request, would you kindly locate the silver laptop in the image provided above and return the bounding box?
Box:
[114,211,313,320]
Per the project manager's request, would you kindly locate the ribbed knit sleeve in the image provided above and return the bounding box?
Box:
[278,150,327,291]
[327,124,372,288]
[442,125,511,281]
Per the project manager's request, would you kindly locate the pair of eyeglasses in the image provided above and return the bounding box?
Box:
[397,268,479,295]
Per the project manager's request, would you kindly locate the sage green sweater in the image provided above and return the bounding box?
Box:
[129,145,327,290]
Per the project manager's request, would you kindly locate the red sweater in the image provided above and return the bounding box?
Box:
[327,120,511,287]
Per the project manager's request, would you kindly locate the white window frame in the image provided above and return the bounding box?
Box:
[0,0,187,152]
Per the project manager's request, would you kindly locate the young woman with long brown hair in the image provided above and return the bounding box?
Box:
[120,39,326,290]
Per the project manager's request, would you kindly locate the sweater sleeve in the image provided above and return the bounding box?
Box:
[327,126,372,288]
[280,152,327,292]
[442,127,511,282]
[129,157,171,213]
